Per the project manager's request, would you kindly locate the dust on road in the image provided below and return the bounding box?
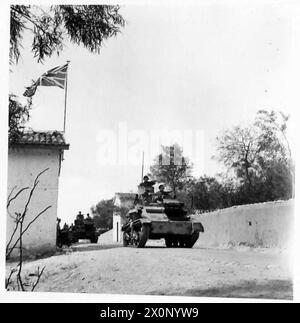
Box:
[8,236,292,300]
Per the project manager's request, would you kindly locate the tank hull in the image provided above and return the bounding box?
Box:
[122,200,204,248]
[149,220,203,236]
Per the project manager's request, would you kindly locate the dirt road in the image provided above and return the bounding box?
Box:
[9,236,292,300]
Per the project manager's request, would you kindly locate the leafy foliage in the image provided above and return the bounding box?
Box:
[10,5,125,64]
[255,110,291,159]
[149,144,192,193]
[91,199,115,230]
[8,94,31,143]
[216,126,262,186]
[177,175,235,213]
[10,5,31,64]
[9,5,125,141]
[214,110,293,207]
[91,198,131,229]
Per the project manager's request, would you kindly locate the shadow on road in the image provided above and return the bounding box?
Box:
[167,279,293,300]
[68,243,122,253]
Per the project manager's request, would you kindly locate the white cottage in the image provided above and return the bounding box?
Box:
[6,131,69,258]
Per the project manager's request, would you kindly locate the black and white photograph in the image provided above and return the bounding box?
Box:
[0,0,299,304]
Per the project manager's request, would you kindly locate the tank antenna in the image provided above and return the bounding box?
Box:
[141,151,144,182]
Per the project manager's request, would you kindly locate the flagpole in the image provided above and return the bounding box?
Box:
[63,60,70,133]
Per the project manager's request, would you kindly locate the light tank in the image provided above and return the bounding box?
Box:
[71,216,99,244]
[121,193,204,248]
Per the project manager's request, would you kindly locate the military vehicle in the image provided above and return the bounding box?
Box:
[57,214,99,247]
[121,193,204,248]
[70,216,99,243]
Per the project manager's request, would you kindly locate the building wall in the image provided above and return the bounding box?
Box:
[113,194,136,243]
[194,200,294,249]
[7,147,61,258]
[114,196,135,209]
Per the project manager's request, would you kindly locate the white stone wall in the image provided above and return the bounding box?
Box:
[7,147,61,258]
[194,200,294,249]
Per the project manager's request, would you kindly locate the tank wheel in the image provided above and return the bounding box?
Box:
[166,237,185,248]
[173,239,179,247]
[165,238,173,248]
[179,239,186,248]
[185,232,200,248]
[90,236,98,244]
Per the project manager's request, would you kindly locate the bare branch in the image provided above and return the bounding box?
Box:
[6,168,50,290]
[6,205,52,259]
[6,215,21,257]
[5,267,17,289]
[31,266,45,291]
[16,217,26,291]
[21,168,50,222]
[7,186,29,208]
[6,168,50,261]
[7,186,17,204]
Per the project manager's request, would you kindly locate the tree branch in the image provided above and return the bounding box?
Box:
[31,266,45,291]
[6,205,52,259]
[7,186,29,208]
[5,267,17,289]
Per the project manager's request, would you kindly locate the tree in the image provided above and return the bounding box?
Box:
[9,5,125,142]
[149,144,192,194]
[114,205,131,220]
[216,126,262,187]
[10,5,125,64]
[90,199,115,229]
[215,110,294,204]
[8,94,31,142]
[260,159,293,201]
[179,175,233,213]
[255,110,291,159]
[255,110,294,197]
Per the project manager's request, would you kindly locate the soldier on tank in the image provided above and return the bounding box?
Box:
[156,184,170,203]
[140,175,156,190]
[84,213,94,231]
[133,194,139,206]
[76,211,84,220]
[75,211,84,226]
[85,213,93,223]
[139,175,156,204]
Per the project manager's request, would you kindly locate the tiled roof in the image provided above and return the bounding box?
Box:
[10,130,69,149]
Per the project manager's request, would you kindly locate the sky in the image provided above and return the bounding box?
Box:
[8,2,298,224]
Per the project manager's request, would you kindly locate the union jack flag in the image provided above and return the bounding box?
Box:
[23,63,68,97]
